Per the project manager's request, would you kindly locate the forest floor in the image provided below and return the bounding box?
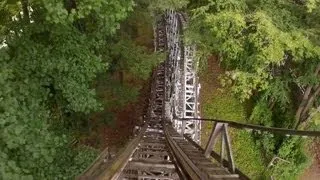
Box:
[104,80,150,150]
[199,56,265,178]
[300,139,320,179]
[82,79,150,154]
[199,56,224,146]
[80,11,154,153]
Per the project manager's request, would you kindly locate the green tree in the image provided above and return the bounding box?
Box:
[188,0,320,128]
[187,0,320,178]
[147,0,189,11]
[0,0,135,179]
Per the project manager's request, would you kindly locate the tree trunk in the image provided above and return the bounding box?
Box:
[64,0,77,13]
[300,85,320,121]
[268,98,276,110]
[21,0,30,23]
[295,86,312,127]
[294,63,320,128]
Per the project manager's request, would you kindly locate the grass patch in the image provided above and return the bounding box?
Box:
[203,89,246,122]
[199,57,265,179]
[231,129,266,179]
[201,88,266,179]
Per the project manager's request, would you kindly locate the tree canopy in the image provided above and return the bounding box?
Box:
[187,0,320,178]
[0,0,164,179]
[188,0,320,128]
[1,0,320,179]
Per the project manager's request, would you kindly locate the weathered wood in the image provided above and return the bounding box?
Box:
[180,118,320,137]
[210,174,240,178]
[123,174,177,179]
[139,142,166,148]
[127,160,176,169]
[77,126,147,180]
[181,119,186,135]
[113,57,180,179]
[204,122,224,158]
[184,135,250,180]
[223,125,235,173]
[221,131,225,166]
[164,124,205,180]
[78,12,246,180]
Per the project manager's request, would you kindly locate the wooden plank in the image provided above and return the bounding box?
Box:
[123,174,177,180]
[134,151,169,156]
[221,131,225,165]
[210,174,240,178]
[184,135,250,180]
[77,125,147,180]
[127,160,176,169]
[139,142,166,147]
[204,123,223,158]
[188,156,209,161]
[179,118,320,137]
[164,124,205,180]
[223,125,235,173]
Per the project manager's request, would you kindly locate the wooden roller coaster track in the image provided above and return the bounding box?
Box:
[77,11,320,180]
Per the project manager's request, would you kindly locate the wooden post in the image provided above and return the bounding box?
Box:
[223,125,235,173]
[204,122,223,158]
[204,123,235,172]
[181,120,186,135]
[220,131,225,166]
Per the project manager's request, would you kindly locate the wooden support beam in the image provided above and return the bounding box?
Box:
[210,174,239,178]
[164,124,205,180]
[184,135,250,180]
[220,131,225,166]
[181,119,186,135]
[127,161,176,169]
[204,123,223,158]
[179,118,320,137]
[222,125,235,173]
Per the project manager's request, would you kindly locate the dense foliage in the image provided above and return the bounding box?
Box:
[0,0,166,179]
[189,0,320,127]
[188,0,320,179]
[1,0,319,179]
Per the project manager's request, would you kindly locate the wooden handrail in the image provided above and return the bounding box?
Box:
[179,118,320,137]
[77,125,147,179]
[184,135,250,180]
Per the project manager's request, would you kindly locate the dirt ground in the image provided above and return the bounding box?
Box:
[199,56,223,105]
[107,83,148,148]
[199,56,223,147]
[82,79,150,153]
[299,139,320,179]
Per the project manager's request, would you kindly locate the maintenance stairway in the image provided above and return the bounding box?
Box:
[78,11,246,180]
